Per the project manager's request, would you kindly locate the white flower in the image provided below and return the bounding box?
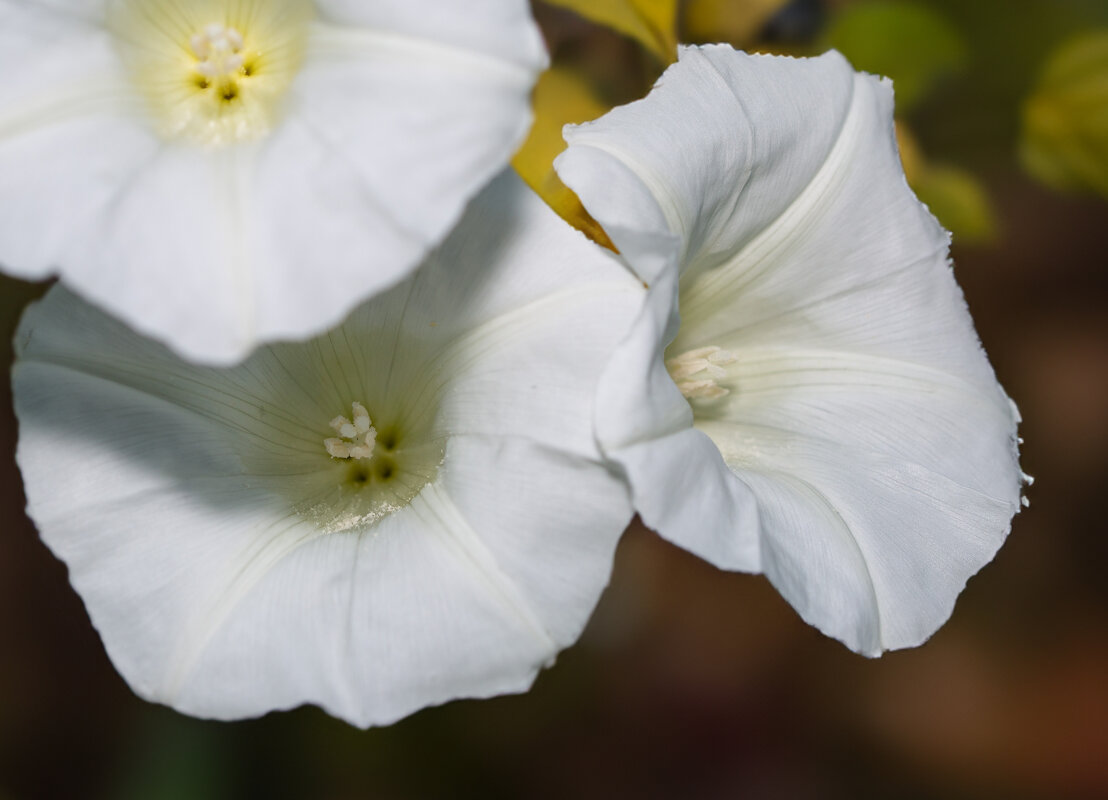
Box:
[12,172,641,727]
[555,46,1027,656]
[0,0,546,364]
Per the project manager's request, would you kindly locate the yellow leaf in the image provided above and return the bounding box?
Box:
[512,66,616,249]
[1021,31,1108,197]
[542,0,678,63]
[683,0,789,47]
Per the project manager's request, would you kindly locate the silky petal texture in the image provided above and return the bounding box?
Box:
[13,173,640,726]
[0,0,546,364]
[557,46,1023,655]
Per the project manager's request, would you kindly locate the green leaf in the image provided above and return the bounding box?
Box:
[1021,31,1108,197]
[826,1,966,110]
[541,0,678,63]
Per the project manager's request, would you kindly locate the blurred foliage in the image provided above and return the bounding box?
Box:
[512,65,617,250]
[914,164,999,243]
[1021,31,1108,197]
[825,0,966,111]
[113,713,231,800]
[818,1,996,242]
[684,0,789,48]
[540,0,679,62]
[897,0,1108,154]
[898,122,998,244]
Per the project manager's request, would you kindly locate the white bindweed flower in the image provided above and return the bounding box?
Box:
[12,173,642,727]
[0,0,546,364]
[555,46,1027,656]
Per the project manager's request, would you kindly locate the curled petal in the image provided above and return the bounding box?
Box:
[559,46,1023,654]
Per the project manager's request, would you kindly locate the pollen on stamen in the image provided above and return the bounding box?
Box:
[191,25,247,82]
[325,402,378,460]
[666,345,737,400]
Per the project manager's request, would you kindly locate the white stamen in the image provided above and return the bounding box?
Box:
[190,24,248,83]
[325,403,378,460]
[352,402,371,433]
[190,34,211,60]
[325,439,351,459]
[666,345,737,401]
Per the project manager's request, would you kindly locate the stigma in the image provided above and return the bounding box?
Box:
[325,402,378,460]
[666,346,737,400]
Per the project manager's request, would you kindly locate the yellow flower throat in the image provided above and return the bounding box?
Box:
[108,0,314,147]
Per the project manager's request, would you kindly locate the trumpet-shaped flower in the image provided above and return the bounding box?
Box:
[555,47,1026,655]
[0,0,546,363]
[12,173,641,727]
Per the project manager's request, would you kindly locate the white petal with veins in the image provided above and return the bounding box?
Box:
[0,0,546,363]
[557,46,1024,655]
[13,173,641,726]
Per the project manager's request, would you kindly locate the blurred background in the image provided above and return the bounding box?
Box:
[2,0,1107,797]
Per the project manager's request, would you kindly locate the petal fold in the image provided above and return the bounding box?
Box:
[558,46,1024,654]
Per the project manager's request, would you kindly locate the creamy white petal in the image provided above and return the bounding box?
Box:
[173,438,628,726]
[593,267,763,570]
[0,0,546,363]
[558,46,1023,654]
[343,172,643,460]
[13,173,639,726]
[246,4,547,355]
[557,47,855,285]
[314,0,546,70]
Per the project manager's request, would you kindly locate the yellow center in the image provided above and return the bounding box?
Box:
[108,0,314,147]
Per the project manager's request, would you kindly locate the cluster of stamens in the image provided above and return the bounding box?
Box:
[666,346,737,400]
[190,24,248,88]
[325,402,378,460]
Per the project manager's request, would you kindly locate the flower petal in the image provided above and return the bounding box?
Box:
[314,0,545,69]
[556,47,855,284]
[169,438,629,726]
[0,1,147,279]
[593,267,763,570]
[14,172,639,725]
[347,171,644,460]
[0,0,546,363]
[246,5,548,356]
[558,46,1023,654]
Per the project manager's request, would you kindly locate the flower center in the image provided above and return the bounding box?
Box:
[665,346,737,400]
[290,383,445,534]
[108,0,314,146]
[191,24,248,93]
[324,402,377,460]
